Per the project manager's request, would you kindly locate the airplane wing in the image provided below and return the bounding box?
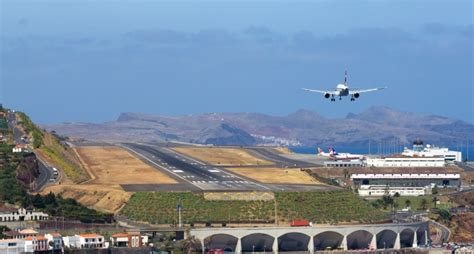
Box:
[350,87,387,94]
[302,88,332,94]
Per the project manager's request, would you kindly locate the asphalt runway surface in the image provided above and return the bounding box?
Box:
[121,143,334,192]
[245,147,322,168]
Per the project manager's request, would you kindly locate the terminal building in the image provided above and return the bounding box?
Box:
[365,156,446,167]
[401,139,462,163]
[351,173,461,188]
[351,172,461,197]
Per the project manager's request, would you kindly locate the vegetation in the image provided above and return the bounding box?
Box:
[0,142,112,223]
[17,112,44,148]
[122,192,275,224]
[275,191,388,224]
[0,226,10,238]
[121,191,389,225]
[372,195,452,211]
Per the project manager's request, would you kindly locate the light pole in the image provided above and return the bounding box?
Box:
[252,245,255,254]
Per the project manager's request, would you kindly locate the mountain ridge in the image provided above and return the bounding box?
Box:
[42,107,474,147]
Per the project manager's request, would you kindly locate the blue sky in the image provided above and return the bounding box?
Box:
[1,0,473,123]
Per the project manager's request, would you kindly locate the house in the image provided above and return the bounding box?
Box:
[0,207,49,222]
[0,239,25,253]
[64,233,106,249]
[24,235,49,253]
[12,144,27,153]
[3,228,40,240]
[45,232,63,251]
[111,232,147,247]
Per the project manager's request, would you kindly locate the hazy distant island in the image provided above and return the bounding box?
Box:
[43,106,474,148]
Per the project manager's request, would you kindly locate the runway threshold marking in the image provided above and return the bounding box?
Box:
[120,144,204,190]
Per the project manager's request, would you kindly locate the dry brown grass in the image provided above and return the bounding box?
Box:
[44,146,178,213]
[225,167,324,185]
[173,147,273,166]
[76,146,177,185]
[43,184,131,213]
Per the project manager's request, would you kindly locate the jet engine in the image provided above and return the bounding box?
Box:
[354,93,360,98]
[324,93,330,99]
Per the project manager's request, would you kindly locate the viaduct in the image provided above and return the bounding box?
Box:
[189,221,429,253]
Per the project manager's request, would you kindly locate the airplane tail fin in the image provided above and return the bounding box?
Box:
[344,70,348,84]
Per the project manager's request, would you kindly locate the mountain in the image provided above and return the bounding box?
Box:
[43,107,474,147]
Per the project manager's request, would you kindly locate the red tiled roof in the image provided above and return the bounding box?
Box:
[25,235,46,241]
[79,233,102,238]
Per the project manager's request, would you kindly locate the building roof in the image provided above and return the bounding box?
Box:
[19,229,38,235]
[24,235,46,241]
[79,233,102,238]
[350,167,462,174]
[112,233,130,238]
[3,230,20,237]
[0,204,17,213]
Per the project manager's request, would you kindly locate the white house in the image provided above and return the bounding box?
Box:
[110,232,148,248]
[0,207,49,223]
[0,239,25,253]
[24,235,49,253]
[64,233,106,249]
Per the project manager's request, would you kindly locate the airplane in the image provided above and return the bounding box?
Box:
[317,147,364,161]
[302,71,386,101]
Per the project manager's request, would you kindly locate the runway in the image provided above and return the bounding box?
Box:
[121,143,334,192]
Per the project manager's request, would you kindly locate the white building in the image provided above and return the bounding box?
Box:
[111,232,147,248]
[358,185,427,197]
[0,207,49,223]
[64,234,106,249]
[402,139,462,163]
[0,239,25,253]
[24,235,48,253]
[351,173,461,188]
[366,156,446,167]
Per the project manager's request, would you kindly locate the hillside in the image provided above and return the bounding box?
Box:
[44,106,474,147]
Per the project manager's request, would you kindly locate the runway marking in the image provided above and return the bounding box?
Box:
[208,169,220,173]
[173,170,184,173]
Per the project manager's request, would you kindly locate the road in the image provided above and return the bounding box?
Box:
[122,143,335,192]
[34,159,53,192]
[7,111,56,192]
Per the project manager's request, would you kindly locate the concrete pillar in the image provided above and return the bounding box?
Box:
[307,235,314,254]
[340,234,348,251]
[235,237,242,254]
[394,233,401,250]
[370,234,377,250]
[412,231,418,248]
[201,239,205,254]
[272,236,279,254]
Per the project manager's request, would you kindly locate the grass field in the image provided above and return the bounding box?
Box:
[121,191,388,225]
[76,146,177,185]
[173,147,273,166]
[226,167,323,185]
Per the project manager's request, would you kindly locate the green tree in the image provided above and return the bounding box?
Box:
[420,198,428,210]
[405,199,411,208]
[432,185,439,195]
[432,196,439,208]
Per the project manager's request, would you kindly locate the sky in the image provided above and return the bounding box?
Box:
[0,0,473,124]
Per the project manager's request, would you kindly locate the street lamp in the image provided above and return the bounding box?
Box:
[252,245,255,254]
